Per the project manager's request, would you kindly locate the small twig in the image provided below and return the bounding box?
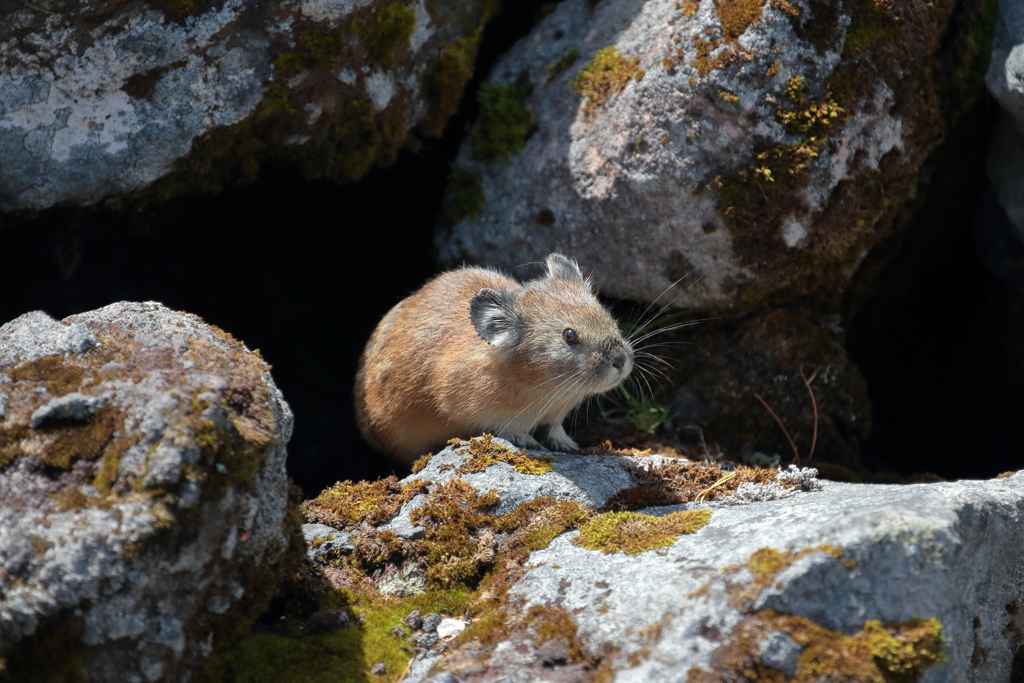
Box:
[754,393,801,465]
[799,365,822,464]
[695,472,737,504]
[395,654,417,683]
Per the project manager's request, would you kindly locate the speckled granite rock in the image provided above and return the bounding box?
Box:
[0,0,492,211]
[437,0,988,310]
[417,469,1024,683]
[0,302,298,682]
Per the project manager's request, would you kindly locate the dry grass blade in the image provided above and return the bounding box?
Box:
[799,364,822,463]
[694,472,737,504]
[754,393,801,465]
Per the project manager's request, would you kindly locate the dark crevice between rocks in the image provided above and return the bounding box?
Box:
[846,93,1024,479]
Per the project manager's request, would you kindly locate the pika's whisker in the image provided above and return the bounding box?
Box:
[625,270,701,342]
[629,318,718,346]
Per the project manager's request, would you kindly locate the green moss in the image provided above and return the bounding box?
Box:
[718,88,740,104]
[574,47,639,115]
[275,32,348,79]
[420,31,482,138]
[842,0,898,57]
[450,433,555,475]
[469,76,537,162]
[352,1,417,66]
[448,165,486,222]
[303,476,430,530]
[199,587,470,683]
[547,49,580,82]
[935,0,999,122]
[714,0,766,40]
[688,611,945,683]
[729,544,855,586]
[571,509,711,555]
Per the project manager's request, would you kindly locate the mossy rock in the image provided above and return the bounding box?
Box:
[0,302,300,682]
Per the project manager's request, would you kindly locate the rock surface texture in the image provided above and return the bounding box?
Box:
[0,0,491,211]
[411,453,1024,682]
[0,302,297,682]
[438,0,987,310]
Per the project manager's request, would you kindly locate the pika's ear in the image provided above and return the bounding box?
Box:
[469,288,520,347]
[545,253,585,282]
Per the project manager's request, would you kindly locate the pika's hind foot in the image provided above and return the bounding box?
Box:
[542,423,579,453]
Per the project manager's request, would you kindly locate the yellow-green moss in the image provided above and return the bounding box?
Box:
[469,76,537,162]
[448,165,486,222]
[571,509,711,555]
[352,1,416,66]
[410,453,432,474]
[303,476,430,530]
[275,31,348,79]
[450,434,555,475]
[718,89,740,104]
[729,544,855,586]
[574,47,640,115]
[420,31,482,138]
[198,587,470,683]
[688,611,945,683]
[714,0,766,40]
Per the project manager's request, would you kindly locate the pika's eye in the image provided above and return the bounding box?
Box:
[563,328,579,345]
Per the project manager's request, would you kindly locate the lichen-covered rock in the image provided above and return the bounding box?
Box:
[0,302,298,682]
[423,470,1024,683]
[0,0,493,212]
[437,0,989,310]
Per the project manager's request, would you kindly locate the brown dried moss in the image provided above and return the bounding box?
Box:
[302,476,431,530]
[603,461,795,511]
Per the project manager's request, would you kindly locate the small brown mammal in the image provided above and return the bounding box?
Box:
[355,254,634,461]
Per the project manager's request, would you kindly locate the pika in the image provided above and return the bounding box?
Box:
[355,254,634,461]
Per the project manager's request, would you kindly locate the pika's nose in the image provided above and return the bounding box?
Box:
[611,350,627,370]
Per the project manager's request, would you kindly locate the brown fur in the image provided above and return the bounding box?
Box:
[355,254,633,461]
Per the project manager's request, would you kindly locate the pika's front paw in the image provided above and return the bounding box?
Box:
[543,423,579,453]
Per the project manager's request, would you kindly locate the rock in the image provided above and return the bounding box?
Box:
[302,522,354,564]
[424,472,1024,683]
[0,0,494,212]
[307,609,351,634]
[437,0,986,312]
[0,301,298,682]
[29,391,108,428]
[436,618,467,639]
[421,613,442,633]
[371,661,387,675]
[433,0,988,468]
[757,630,801,679]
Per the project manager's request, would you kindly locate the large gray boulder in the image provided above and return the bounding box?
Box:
[0,0,491,211]
[412,454,1024,682]
[0,302,298,682]
[437,0,987,311]
[289,438,1022,682]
